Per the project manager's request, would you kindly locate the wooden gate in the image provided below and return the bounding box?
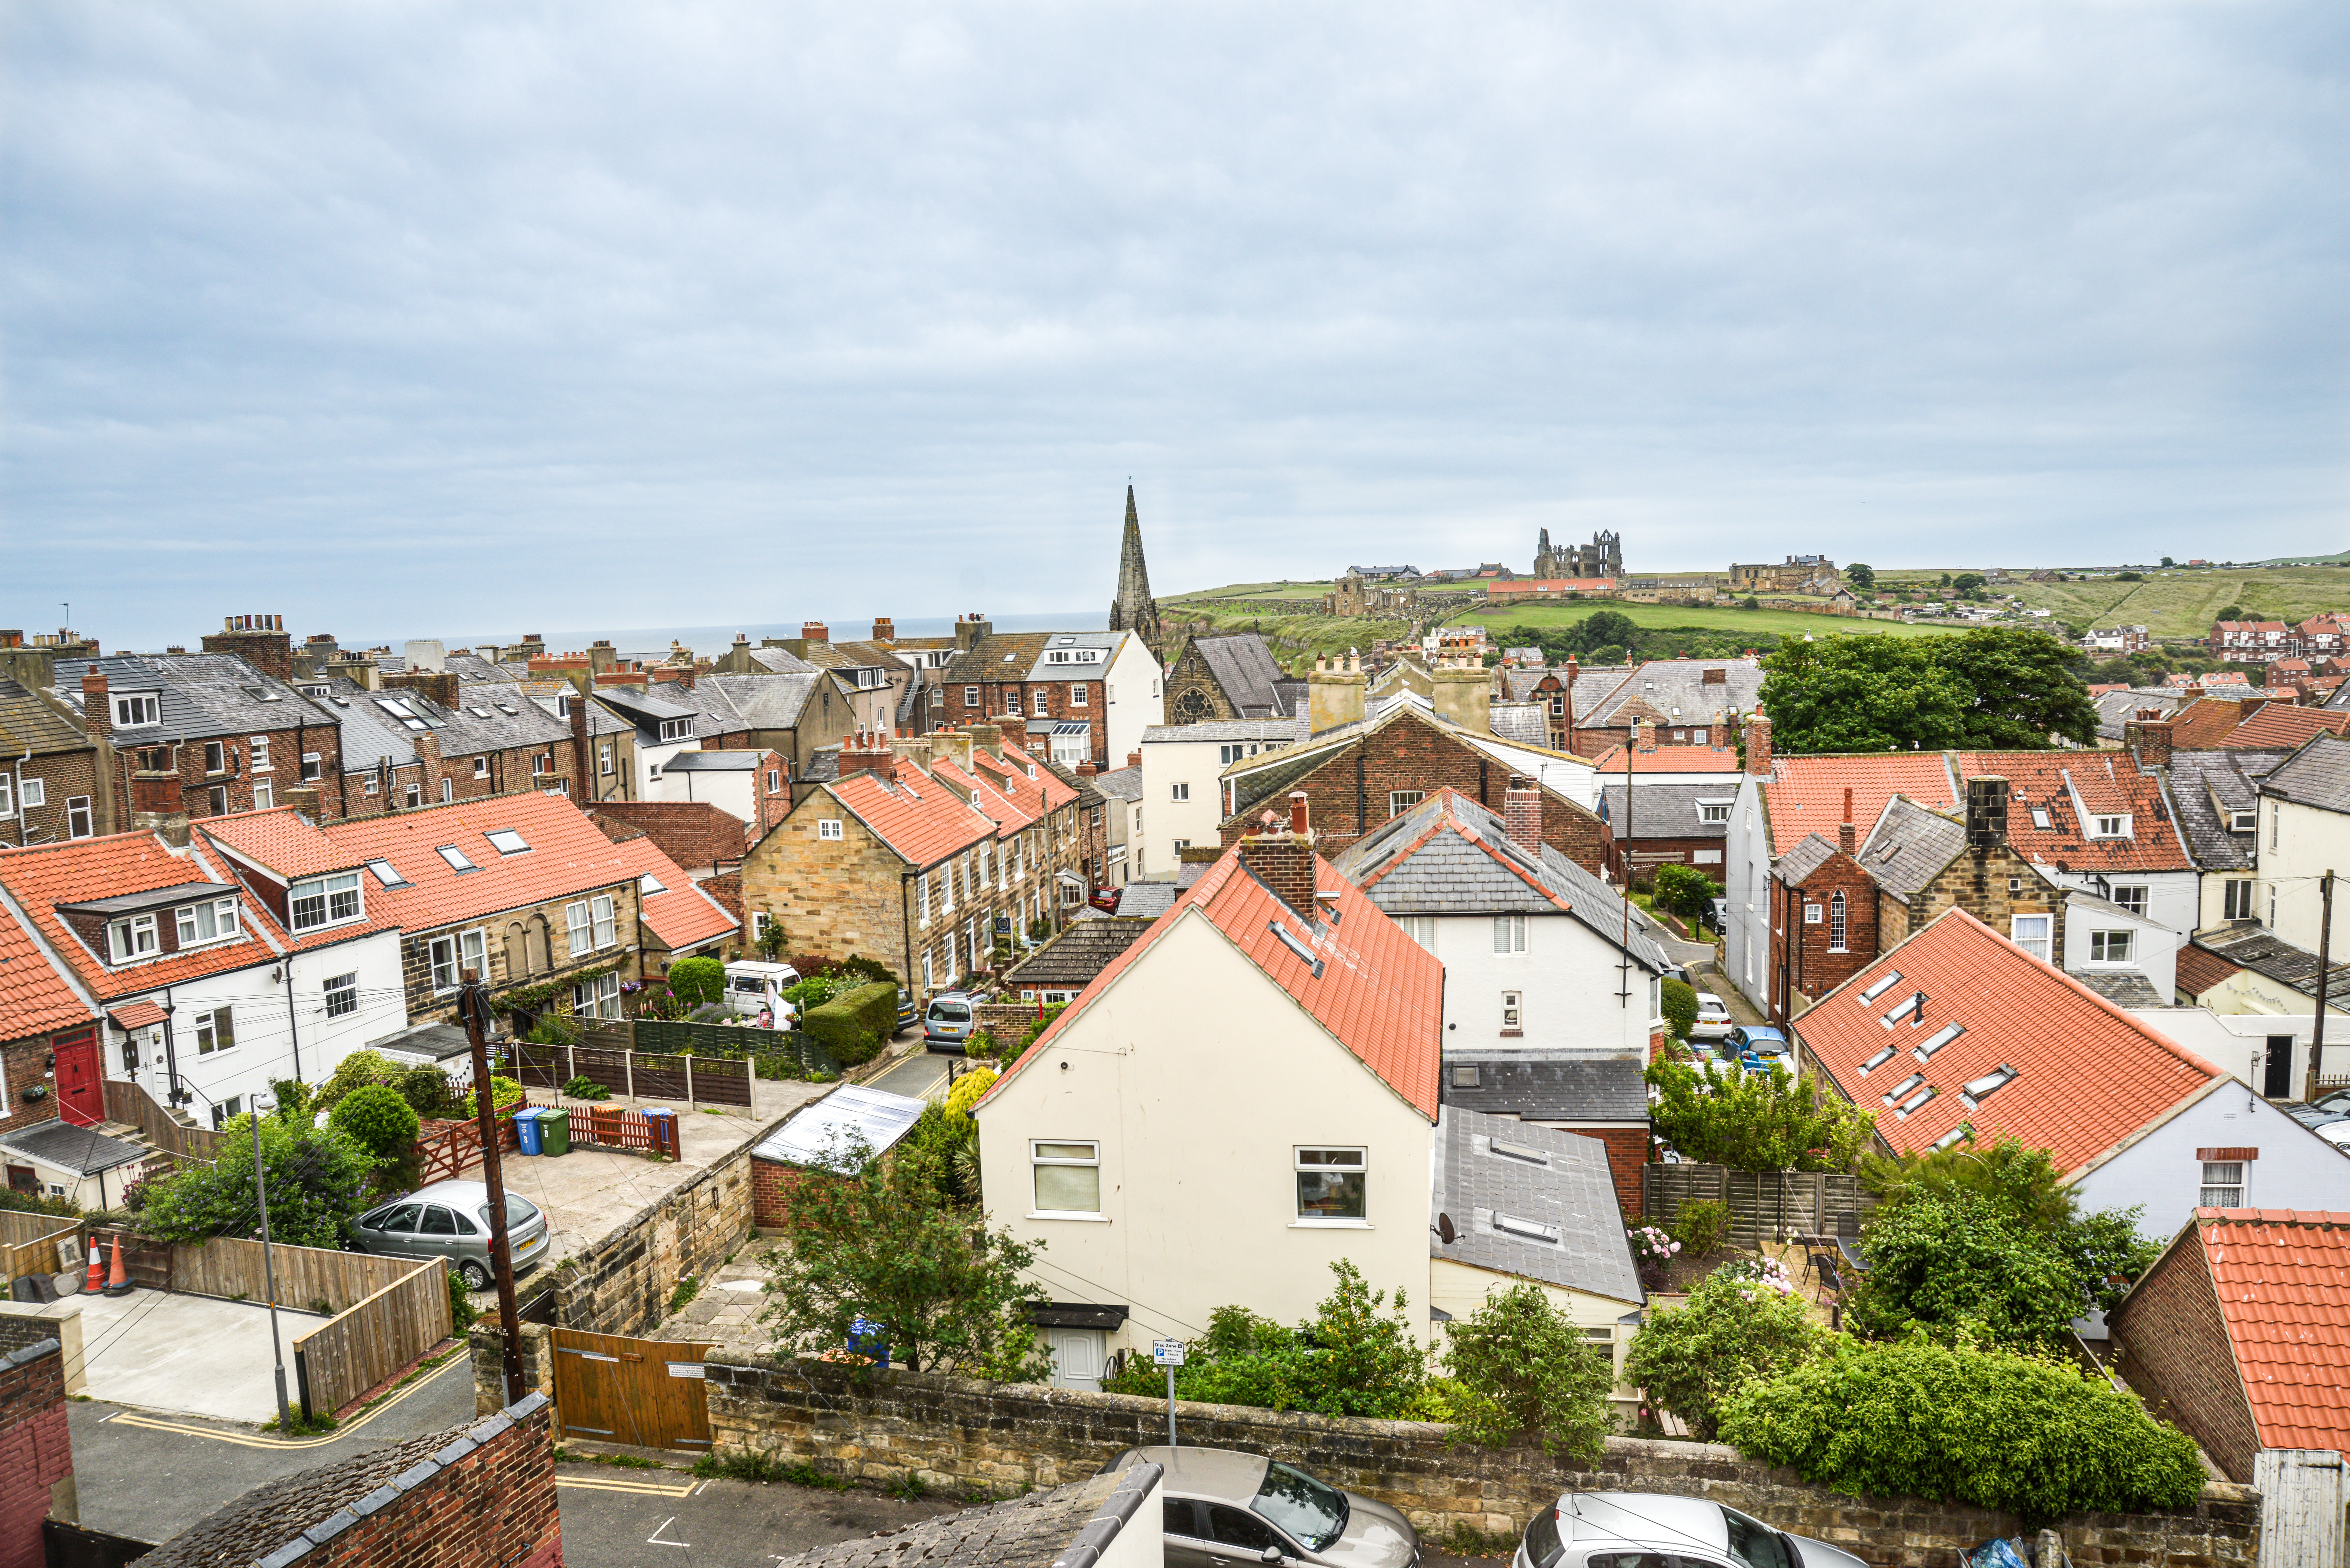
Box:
[549,1329,715,1452]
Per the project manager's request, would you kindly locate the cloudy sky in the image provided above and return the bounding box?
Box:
[5,1,2343,647]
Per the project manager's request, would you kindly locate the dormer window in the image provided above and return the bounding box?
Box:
[658,718,692,742]
[175,896,240,947]
[2091,814,2132,839]
[108,914,159,962]
[114,693,161,727]
[2229,809,2257,833]
[1698,800,1731,823]
[289,872,363,932]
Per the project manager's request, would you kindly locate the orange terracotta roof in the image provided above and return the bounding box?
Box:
[2176,944,2245,998]
[1588,745,1743,773]
[0,831,295,999]
[933,756,1038,834]
[1763,754,1961,856]
[107,1000,167,1030]
[306,791,639,934]
[972,748,1076,815]
[2221,705,2349,750]
[1952,752,2193,874]
[0,895,91,1041]
[2192,1210,2350,1454]
[2169,698,2263,750]
[1794,907,2221,1169]
[201,807,367,878]
[828,765,996,868]
[982,839,1444,1119]
[606,837,737,953]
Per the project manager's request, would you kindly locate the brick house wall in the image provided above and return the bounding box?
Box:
[1770,848,1879,1021]
[1218,716,1606,871]
[2108,1232,2260,1483]
[397,884,642,1027]
[0,1029,85,1137]
[588,801,752,872]
[0,1339,73,1568]
[2,748,106,844]
[108,718,348,823]
[951,677,1110,768]
[343,738,609,818]
[1603,829,1723,882]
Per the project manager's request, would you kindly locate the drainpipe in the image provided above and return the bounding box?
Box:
[8,746,29,846]
[160,987,183,1108]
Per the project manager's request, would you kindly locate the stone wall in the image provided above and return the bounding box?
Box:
[701,1356,2259,1568]
[539,1136,755,1339]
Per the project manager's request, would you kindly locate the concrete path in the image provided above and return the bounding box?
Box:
[650,1254,775,1361]
[74,1289,330,1424]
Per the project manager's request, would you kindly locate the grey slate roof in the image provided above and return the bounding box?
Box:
[1774,832,1843,887]
[1441,1051,1649,1122]
[2094,687,2183,742]
[1115,880,1180,918]
[663,750,762,772]
[2196,925,2350,1004]
[700,672,820,731]
[1578,659,1762,730]
[1596,782,1733,840]
[1432,1108,1644,1304]
[770,1462,1161,1568]
[1489,702,1552,747]
[1854,794,1966,901]
[1538,844,1679,969]
[1002,918,1154,989]
[53,654,337,743]
[2165,748,2286,870]
[1191,633,1291,717]
[1021,631,1131,685]
[2262,734,2350,814]
[2067,970,2169,1008]
[0,1120,148,1175]
[1142,718,1307,745]
[593,683,707,742]
[746,645,819,674]
[1090,764,1143,802]
[802,747,841,784]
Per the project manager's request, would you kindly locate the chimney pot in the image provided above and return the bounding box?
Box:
[1289,791,1310,835]
[1838,787,1856,854]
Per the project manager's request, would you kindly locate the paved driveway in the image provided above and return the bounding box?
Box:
[73,1289,328,1424]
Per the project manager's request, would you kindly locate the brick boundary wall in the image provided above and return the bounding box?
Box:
[1,1339,74,1568]
[700,1357,2259,1568]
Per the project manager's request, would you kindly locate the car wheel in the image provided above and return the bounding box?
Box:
[460,1259,492,1291]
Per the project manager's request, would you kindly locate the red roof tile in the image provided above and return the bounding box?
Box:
[1794,907,2221,1169]
[982,839,1445,1119]
[2176,945,2245,999]
[2168,698,2265,749]
[2221,705,2349,750]
[201,807,366,878]
[107,1000,168,1030]
[300,792,642,934]
[971,748,1076,814]
[0,831,298,999]
[1953,751,2194,875]
[828,765,997,868]
[1588,745,1743,773]
[0,896,91,1042]
[1763,755,1961,856]
[933,757,1038,834]
[606,837,738,954]
[2192,1210,2350,1454]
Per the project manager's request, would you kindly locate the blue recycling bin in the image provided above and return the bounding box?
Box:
[643,1107,678,1160]
[512,1106,544,1156]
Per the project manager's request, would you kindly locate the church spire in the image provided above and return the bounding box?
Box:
[1108,483,1163,651]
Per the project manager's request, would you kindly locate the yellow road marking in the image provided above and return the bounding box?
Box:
[556,1473,701,1496]
[100,1350,470,1449]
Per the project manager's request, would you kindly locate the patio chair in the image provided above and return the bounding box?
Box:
[1815,1257,1844,1306]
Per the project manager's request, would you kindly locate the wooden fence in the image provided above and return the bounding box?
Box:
[293,1255,451,1421]
[1,1210,81,1284]
[101,1077,222,1165]
[1642,1163,1876,1250]
[144,1233,419,1315]
[511,1040,754,1108]
[414,1100,680,1179]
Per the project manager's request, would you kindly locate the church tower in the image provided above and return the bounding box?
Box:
[1108,483,1164,652]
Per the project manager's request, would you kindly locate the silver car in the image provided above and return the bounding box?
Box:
[1518,1492,1865,1568]
[1102,1446,1420,1568]
[349,1179,551,1291]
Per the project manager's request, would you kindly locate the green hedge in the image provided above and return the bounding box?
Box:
[802,981,900,1066]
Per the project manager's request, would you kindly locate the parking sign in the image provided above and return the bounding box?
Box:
[1152,1339,1186,1367]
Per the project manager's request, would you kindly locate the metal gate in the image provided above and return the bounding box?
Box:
[549,1329,717,1452]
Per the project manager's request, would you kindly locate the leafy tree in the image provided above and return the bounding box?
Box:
[1952,573,1987,596]
[268,1078,314,1128]
[1587,644,1628,665]
[1939,573,1953,588]
[1840,1193,2089,1350]
[1758,636,1969,753]
[763,1133,1053,1379]
[1623,1269,1831,1440]
[327,1084,421,1162]
[1657,978,1697,1042]
[1645,1057,1876,1172]
[140,1116,378,1250]
[1573,610,1640,657]
[2159,557,2175,568]
[1845,563,1875,592]
[1741,597,1761,611]
[1651,865,1718,919]
[668,956,726,1010]
[1936,629,2099,747]
[1716,1338,2205,1522]
[2215,603,2245,621]
[314,1049,397,1115]
[1443,1283,1616,1460]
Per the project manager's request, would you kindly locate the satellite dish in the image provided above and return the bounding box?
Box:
[1433,1213,1457,1246]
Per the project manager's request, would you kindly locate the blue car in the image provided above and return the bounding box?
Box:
[1727,1024,1790,1058]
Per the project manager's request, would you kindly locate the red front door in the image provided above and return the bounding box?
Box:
[53,1030,102,1127]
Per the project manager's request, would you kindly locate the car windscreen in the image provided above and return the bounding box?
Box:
[479,1195,540,1230]
[929,1003,972,1021]
[1253,1461,1348,1552]
[1717,1507,1794,1568]
[1521,1508,1564,1568]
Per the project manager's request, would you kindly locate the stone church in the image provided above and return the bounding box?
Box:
[1106,484,1163,654]
[1533,528,1623,579]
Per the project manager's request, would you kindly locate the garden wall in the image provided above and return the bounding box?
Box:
[545,1135,756,1337]
[700,1357,2259,1568]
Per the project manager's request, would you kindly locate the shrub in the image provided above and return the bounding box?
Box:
[462,1076,526,1119]
[314,1049,397,1115]
[1842,1193,2098,1351]
[327,1084,421,1162]
[447,1265,479,1328]
[1669,1199,1730,1257]
[1716,1338,2205,1522]
[268,1078,314,1127]
[668,956,725,1010]
[394,1065,457,1119]
[562,1074,611,1101]
[1658,978,1697,1042]
[1645,1056,1876,1173]
[802,982,901,1065]
[781,975,851,1010]
[1652,865,1719,920]
[944,1066,997,1119]
[1623,1269,1833,1441]
[1442,1283,1616,1461]
[141,1117,377,1250]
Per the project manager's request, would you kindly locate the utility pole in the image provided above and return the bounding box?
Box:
[460,970,526,1405]
[1618,718,1638,1006]
[252,1103,294,1434]
[2307,870,2335,1105]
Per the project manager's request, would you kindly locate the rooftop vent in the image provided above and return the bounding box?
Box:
[1879,991,1927,1031]
[1488,1138,1549,1168]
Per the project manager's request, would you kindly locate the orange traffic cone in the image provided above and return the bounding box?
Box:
[82,1236,105,1294]
[103,1235,132,1297]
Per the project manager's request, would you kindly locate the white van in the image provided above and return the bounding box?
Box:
[721,960,802,1027]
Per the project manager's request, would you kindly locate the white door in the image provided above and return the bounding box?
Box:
[1049,1329,1106,1391]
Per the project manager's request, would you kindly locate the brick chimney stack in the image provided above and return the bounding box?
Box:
[801,622,830,644]
[1504,774,1542,853]
[872,617,896,642]
[569,686,592,792]
[82,668,110,742]
[2126,718,2174,770]
[201,614,292,681]
[1838,787,1855,855]
[1239,792,1318,920]
[838,727,896,780]
[1744,715,1773,776]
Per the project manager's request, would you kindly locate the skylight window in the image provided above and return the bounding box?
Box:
[1894,1086,1937,1117]
[1267,921,1326,979]
[1882,1072,1925,1104]
[436,844,478,873]
[470,706,492,718]
[1492,1213,1560,1245]
[1960,1066,2018,1108]
[1879,992,1926,1030]
[1914,1022,1964,1061]
[1488,1139,1549,1167]
[1858,1045,1897,1076]
[2029,807,2051,829]
[485,829,531,856]
[365,858,408,888]
[1931,1126,1972,1151]
[1858,972,1903,1004]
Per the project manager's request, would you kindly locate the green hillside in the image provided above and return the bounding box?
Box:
[1949,565,2350,637]
[1459,601,1951,642]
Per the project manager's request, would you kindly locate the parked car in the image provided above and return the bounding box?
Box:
[1518,1491,1864,1568]
[721,960,802,1027]
[1100,1445,1420,1568]
[924,991,979,1054]
[349,1180,551,1291]
[897,988,920,1032]
[2310,1087,2350,1116]
[1726,1024,1789,1057]
[1691,991,1734,1041]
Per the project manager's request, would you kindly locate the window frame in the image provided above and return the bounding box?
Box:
[65,796,91,838]
[1493,914,1527,955]
[1293,1146,1368,1225]
[204,740,227,775]
[108,913,160,963]
[113,693,161,728]
[2199,1160,2246,1209]
[1387,790,1424,819]
[323,971,360,1018]
[818,818,844,841]
[2010,914,2053,962]
[1030,1139,1104,1217]
[193,1005,236,1056]
[2090,928,2135,964]
[249,735,271,772]
[592,893,617,949]
[175,895,240,949]
[1501,989,1523,1029]
[289,871,363,933]
[565,901,593,957]
[1170,781,1189,802]
[2224,879,2255,920]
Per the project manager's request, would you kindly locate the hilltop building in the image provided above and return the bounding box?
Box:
[1533,529,1622,579]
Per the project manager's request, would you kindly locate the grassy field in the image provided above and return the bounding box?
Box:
[1883,565,2350,638]
[1458,601,1954,641]
[1163,579,1336,602]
